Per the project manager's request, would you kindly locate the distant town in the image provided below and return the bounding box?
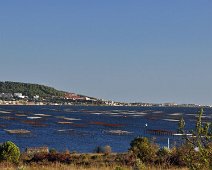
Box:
[0,92,211,108]
[0,81,211,107]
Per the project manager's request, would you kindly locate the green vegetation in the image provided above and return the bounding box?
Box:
[0,141,20,163]
[0,81,100,105]
[129,137,158,163]
[177,108,212,170]
[0,81,65,98]
[128,109,212,170]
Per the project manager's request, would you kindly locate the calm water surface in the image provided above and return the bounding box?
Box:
[0,106,211,152]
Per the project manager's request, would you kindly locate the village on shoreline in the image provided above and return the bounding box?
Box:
[0,96,211,108]
[0,81,211,107]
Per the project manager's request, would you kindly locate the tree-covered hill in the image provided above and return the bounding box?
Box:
[0,81,66,98]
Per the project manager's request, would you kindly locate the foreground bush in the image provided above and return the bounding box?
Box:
[129,137,159,163]
[178,108,212,170]
[156,147,172,166]
[25,152,137,168]
[128,109,212,170]
[0,141,20,163]
[180,142,211,170]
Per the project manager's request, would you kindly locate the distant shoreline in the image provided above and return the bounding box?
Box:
[0,103,210,108]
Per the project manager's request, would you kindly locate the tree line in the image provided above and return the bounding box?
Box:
[0,81,65,98]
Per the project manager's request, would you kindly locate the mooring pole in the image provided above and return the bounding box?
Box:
[168,138,170,149]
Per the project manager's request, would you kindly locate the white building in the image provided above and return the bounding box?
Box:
[14,93,25,99]
[33,95,39,100]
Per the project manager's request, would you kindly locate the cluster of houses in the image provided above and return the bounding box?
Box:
[0,92,100,105]
[1,92,209,107]
[0,93,39,100]
[64,93,96,102]
[0,93,42,105]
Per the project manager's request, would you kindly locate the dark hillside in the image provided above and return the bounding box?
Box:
[0,81,65,98]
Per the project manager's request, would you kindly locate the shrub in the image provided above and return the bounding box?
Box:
[31,152,48,162]
[129,137,158,163]
[134,158,146,170]
[0,141,20,163]
[114,152,136,166]
[49,148,57,154]
[104,145,112,154]
[169,146,186,166]
[177,142,210,170]
[178,108,212,170]
[156,147,171,165]
[114,166,125,170]
[157,147,170,157]
[30,152,72,164]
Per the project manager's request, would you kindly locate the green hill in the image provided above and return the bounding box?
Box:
[0,81,65,98]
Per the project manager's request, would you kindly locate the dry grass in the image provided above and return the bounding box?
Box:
[0,162,188,170]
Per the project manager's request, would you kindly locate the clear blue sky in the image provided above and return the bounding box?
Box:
[0,1,212,105]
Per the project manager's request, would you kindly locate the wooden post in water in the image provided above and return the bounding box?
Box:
[168,138,170,149]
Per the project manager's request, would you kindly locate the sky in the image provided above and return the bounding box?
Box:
[0,1,212,105]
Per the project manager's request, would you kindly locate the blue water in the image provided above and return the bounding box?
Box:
[0,106,211,152]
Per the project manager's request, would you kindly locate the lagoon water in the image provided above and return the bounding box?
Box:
[0,106,211,152]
